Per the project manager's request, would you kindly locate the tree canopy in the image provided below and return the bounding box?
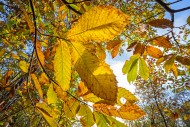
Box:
[0,0,190,126]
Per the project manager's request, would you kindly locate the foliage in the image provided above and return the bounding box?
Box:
[0,0,190,127]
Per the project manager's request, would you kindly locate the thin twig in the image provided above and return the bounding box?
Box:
[62,0,82,15]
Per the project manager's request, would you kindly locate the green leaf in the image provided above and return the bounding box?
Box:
[127,59,138,83]
[122,55,139,74]
[139,57,149,80]
[94,112,109,127]
[107,115,127,127]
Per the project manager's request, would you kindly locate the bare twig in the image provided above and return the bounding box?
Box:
[61,0,82,15]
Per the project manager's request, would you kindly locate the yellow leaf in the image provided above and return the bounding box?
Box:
[152,36,172,48]
[54,84,67,101]
[47,84,57,104]
[67,6,129,43]
[36,41,45,65]
[96,43,106,61]
[164,56,175,73]
[93,102,145,120]
[77,81,89,97]
[139,57,149,80]
[71,42,118,102]
[146,46,163,58]
[171,63,178,78]
[54,40,71,91]
[39,72,49,85]
[19,61,29,73]
[36,102,58,127]
[64,98,80,118]
[147,19,173,28]
[78,104,95,127]
[117,87,138,105]
[31,74,43,100]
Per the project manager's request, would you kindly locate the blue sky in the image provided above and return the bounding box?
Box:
[106,0,190,93]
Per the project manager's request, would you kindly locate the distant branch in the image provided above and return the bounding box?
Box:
[61,0,82,15]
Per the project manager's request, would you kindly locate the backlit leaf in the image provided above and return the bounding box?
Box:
[78,104,95,127]
[127,59,138,83]
[133,43,145,55]
[127,42,137,52]
[31,74,43,100]
[54,40,71,91]
[111,42,121,58]
[122,55,139,74]
[171,63,178,78]
[47,84,57,104]
[117,87,138,105]
[146,46,163,58]
[176,56,190,65]
[96,43,106,61]
[94,102,145,120]
[164,56,175,73]
[107,40,122,50]
[147,19,173,28]
[139,57,149,80]
[107,115,127,127]
[64,98,80,118]
[54,84,67,101]
[94,112,109,127]
[152,36,172,48]
[36,102,58,127]
[19,61,29,73]
[67,6,129,43]
[71,42,118,102]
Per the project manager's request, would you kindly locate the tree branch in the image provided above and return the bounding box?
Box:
[61,0,82,15]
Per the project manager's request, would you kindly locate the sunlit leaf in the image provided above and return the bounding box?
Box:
[47,84,57,104]
[127,59,138,83]
[117,87,138,105]
[39,72,49,85]
[54,84,67,101]
[146,46,163,58]
[171,63,178,78]
[96,43,106,61]
[67,6,129,43]
[54,40,71,91]
[147,19,173,28]
[71,42,118,102]
[107,40,122,50]
[133,43,145,55]
[94,112,109,127]
[36,102,58,127]
[127,42,137,52]
[164,56,175,73]
[31,74,43,100]
[111,42,121,58]
[139,57,149,80]
[93,102,145,120]
[78,104,95,127]
[152,36,172,48]
[64,98,80,118]
[19,61,29,73]
[122,55,139,74]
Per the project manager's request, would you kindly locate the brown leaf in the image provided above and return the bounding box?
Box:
[146,46,163,58]
[152,36,172,48]
[106,40,122,50]
[147,19,173,29]
[133,43,145,55]
[111,42,121,58]
[176,56,190,65]
[127,42,138,52]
